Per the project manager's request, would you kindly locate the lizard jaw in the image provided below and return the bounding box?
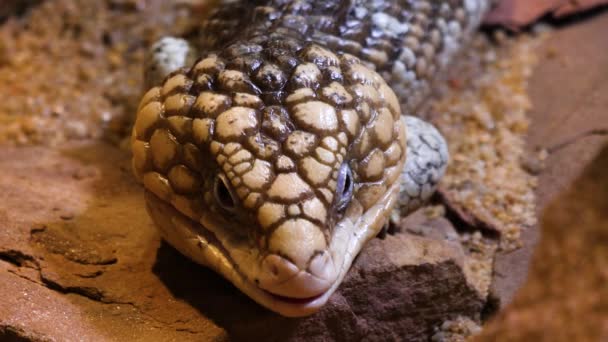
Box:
[144,179,399,317]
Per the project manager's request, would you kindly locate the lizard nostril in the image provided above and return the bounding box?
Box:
[262,254,299,281]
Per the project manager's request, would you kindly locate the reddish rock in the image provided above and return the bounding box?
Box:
[0,143,484,341]
[485,0,608,29]
[477,119,608,342]
[554,0,608,16]
[487,9,608,312]
[156,233,484,341]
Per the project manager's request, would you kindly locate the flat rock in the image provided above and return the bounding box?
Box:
[485,0,608,29]
[0,142,483,341]
[487,10,608,311]
[476,115,608,342]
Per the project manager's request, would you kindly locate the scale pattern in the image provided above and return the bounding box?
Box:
[195,0,491,111]
[131,0,492,317]
[132,42,405,263]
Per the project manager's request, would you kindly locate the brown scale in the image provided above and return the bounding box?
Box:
[132,37,404,250]
[134,1,480,248]
[131,0,493,317]
[194,1,481,113]
[133,1,479,233]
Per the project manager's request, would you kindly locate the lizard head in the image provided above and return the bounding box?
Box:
[132,41,406,317]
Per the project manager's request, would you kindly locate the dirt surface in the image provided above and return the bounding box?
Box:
[477,139,608,341]
[475,11,608,341]
[0,0,215,146]
[432,32,541,251]
[0,0,604,147]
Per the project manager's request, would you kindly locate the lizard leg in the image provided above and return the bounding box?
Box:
[393,115,449,221]
[144,37,197,89]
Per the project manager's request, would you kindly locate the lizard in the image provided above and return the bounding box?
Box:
[131,0,491,317]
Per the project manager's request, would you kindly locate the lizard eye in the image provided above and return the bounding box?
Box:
[335,163,354,211]
[214,175,237,211]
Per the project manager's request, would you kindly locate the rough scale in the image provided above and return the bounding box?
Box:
[132,0,491,317]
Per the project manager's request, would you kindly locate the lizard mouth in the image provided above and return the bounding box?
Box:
[144,190,337,315]
[144,180,399,317]
[264,291,326,304]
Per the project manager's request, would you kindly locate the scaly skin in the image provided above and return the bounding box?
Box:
[131,0,491,317]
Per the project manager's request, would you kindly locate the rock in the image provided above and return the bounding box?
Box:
[553,0,608,16]
[0,142,483,341]
[476,123,608,342]
[485,0,608,29]
[159,232,484,342]
[0,143,226,341]
[487,10,608,311]
[428,29,543,315]
[399,207,461,245]
[302,233,482,342]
